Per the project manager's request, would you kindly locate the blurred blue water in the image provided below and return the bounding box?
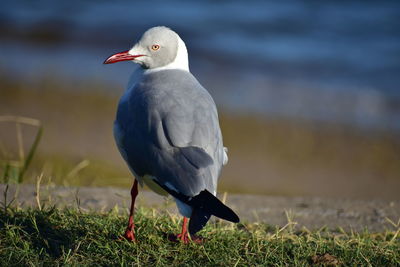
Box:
[1,0,399,130]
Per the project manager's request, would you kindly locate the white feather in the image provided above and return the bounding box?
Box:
[175,198,193,218]
[144,36,189,74]
[223,147,229,165]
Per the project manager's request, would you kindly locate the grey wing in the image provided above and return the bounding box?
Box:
[135,70,225,197]
[161,91,222,158]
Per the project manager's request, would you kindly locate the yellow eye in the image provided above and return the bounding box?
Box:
[151,44,160,51]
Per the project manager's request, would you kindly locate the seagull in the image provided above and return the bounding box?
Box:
[104,26,239,243]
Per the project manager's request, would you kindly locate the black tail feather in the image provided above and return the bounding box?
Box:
[153,180,240,223]
[188,208,211,235]
[188,190,240,223]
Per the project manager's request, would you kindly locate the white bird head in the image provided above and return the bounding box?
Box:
[104,26,189,71]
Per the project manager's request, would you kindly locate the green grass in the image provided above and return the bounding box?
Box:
[0,206,398,266]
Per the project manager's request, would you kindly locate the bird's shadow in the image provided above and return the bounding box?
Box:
[0,207,89,259]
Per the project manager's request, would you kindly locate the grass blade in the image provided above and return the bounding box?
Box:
[17,125,43,184]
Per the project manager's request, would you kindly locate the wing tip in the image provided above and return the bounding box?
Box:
[190,190,240,223]
[152,179,240,223]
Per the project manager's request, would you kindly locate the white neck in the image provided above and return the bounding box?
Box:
[144,36,190,74]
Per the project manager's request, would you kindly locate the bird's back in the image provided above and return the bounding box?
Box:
[115,69,225,196]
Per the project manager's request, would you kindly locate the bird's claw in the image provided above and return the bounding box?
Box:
[119,229,136,242]
[167,233,205,244]
[190,235,206,244]
[177,233,190,244]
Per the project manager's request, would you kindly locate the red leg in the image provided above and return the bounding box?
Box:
[121,179,138,242]
[168,217,189,243]
[177,217,189,243]
[168,217,204,244]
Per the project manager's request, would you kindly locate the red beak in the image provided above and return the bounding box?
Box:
[103,50,144,64]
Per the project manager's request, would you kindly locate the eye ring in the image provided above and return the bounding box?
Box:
[151,44,160,51]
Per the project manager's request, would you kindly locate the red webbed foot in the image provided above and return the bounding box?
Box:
[119,228,136,242]
[167,233,205,244]
[167,217,206,244]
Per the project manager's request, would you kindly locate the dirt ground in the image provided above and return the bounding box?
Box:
[1,184,398,232]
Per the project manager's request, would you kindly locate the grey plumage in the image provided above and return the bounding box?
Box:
[106,26,238,236]
[115,69,224,197]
